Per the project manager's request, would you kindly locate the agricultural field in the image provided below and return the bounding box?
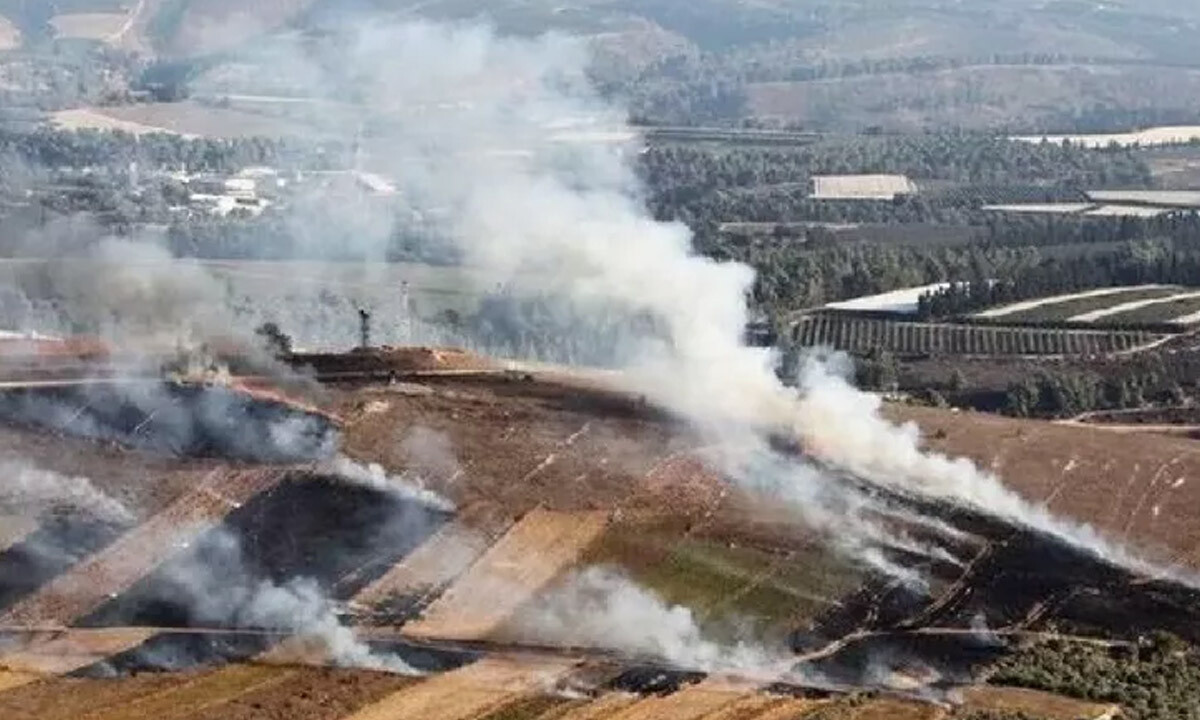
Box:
[1086,190,1200,207]
[793,312,1166,357]
[823,283,953,314]
[1014,125,1200,148]
[1084,204,1171,218]
[981,203,1176,217]
[1070,290,1200,323]
[975,286,1180,323]
[0,368,1191,717]
[580,516,863,638]
[1100,294,1200,326]
[402,509,610,641]
[957,686,1118,720]
[981,203,1094,215]
[809,174,916,200]
[1143,145,1200,189]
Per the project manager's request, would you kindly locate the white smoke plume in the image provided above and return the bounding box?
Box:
[321,454,456,512]
[1,9,1175,675]
[0,457,132,524]
[154,527,418,674]
[507,566,788,674]
[161,16,1177,589]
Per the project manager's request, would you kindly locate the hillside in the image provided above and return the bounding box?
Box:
[0,353,1196,718]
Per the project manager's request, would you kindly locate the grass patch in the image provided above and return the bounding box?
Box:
[582,520,861,638]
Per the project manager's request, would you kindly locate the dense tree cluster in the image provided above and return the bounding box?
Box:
[990,635,1200,720]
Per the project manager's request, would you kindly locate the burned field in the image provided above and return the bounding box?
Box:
[0,364,1192,718]
[0,382,338,463]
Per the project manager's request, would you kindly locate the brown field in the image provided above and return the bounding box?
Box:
[0,664,414,720]
[0,670,182,720]
[550,692,640,720]
[403,510,609,641]
[0,468,288,626]
[79,664,297,720]
[844,698,946,720]
[344,656,579,720]
[604,680,748,720]
[0,628,156,675]
[890,404,1200,567]
[0,671,37,694]
[0,424,204,520]
[336,375,702,517]
[750,699,832,720]
[959,686,1117,720]
[352,514,509,615]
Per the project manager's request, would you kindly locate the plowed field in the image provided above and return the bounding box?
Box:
[890,404,1200,567]
[404,510,609,641]
[343,656,579,720]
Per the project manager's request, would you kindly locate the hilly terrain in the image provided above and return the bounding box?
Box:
[0,348,1192,719]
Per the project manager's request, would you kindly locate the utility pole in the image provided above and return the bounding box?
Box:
[358,307,372,350]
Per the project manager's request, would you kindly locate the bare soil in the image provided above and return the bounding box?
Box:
[889,403,1200,568]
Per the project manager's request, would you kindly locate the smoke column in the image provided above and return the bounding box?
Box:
[165,17,1175,583]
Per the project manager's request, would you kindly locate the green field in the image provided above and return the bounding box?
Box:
[995,288,1184,324]
[583,519,862,639]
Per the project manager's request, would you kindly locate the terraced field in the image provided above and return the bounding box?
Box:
[793,313,1166,357]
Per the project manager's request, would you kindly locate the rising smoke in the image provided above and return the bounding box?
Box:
[148,527,419,674]
[1,10,1178,676]
[0,457,132,524]
[506,565,788,674]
